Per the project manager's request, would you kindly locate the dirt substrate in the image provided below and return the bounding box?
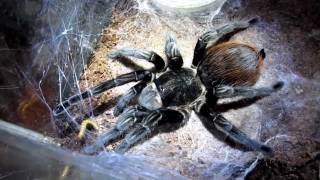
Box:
[61,0,320,179]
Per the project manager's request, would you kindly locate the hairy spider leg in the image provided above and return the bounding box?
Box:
[115,108,188,154]
[196,103,272,154]
[108,48,166,115]
[215,81,284,99]
[53,70,153,116]
[82,105,149,155]
[114,81,148,116]
[165,33,183,70]
[192,18,258,67]
[108,48,166,72]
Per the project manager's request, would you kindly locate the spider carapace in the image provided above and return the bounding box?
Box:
[54,18,283,155]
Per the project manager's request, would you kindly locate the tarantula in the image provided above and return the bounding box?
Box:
[53,18,283,155]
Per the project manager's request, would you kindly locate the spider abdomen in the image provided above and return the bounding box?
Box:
[198,42,265,88]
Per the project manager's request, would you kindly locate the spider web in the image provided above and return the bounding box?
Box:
[0,0,189,178]
[1,0,319,179]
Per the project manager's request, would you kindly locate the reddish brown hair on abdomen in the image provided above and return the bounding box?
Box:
[197,42,264,88]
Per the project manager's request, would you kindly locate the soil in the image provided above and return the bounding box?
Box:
[58,0,320,179]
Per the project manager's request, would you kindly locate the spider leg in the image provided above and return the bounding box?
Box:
[192,18,258,67]
[115,108,189,154]
[82,105,149,155]
[53,70,153,116]
[108,48,166,72]
[196,104,272,154]
[215,81,284,99]
[114,81,147,116]
[165,33,183,70]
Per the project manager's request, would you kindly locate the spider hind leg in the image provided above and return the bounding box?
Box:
[215,81,284,99]
[196,104,272,155]
[192,18,258,67]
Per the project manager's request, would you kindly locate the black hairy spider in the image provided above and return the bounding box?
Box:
[53,18,283,155]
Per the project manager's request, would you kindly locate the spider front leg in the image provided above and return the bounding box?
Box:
[83,107,188,154]
[82,105,149,155]
[215,81,284,99]
[165,33,183,70]
[115,108,189,154]
[114,81,148,116]
[196,104,272,154]
[108,48,166,72]
[192,18,258,67]
[53,70,153,116]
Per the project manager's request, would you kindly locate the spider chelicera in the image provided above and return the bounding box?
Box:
[54,18,283,155]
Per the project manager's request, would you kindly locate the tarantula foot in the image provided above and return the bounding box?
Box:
[215,85,234,97]
[248,17,259,25]
[81,128,121,155]
[82,144,102,155]
[273,81,284,91]
[260,144,274,156]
